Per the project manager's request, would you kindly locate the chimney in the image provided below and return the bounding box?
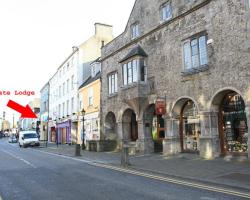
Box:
[72,46,78,52]
[95,23,113,36]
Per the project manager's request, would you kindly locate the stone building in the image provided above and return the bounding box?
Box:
[100,0,250,159]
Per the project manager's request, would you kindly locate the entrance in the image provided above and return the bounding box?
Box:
[122,109,138,141]
[144,104,165,152]
[219,92,248,154]
[180,100,200,152]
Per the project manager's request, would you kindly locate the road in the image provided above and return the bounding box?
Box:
[0,138,248,200]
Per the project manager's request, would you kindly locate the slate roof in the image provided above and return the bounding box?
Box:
[78,71,101,90]
[119,45,148,63]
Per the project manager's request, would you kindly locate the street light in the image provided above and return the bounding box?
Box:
[81,108,86,150]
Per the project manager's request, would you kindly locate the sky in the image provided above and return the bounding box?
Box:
[0,0,135,125]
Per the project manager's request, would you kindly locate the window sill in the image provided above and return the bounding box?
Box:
[108,93,118,99]
[181,65,209,76]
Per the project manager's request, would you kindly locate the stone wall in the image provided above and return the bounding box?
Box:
[100,0,250,156]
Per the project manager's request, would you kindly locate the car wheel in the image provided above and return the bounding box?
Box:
[19,143,22,148]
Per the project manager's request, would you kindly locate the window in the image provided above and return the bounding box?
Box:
[63,82,65,96]
[67,62,69,71]
[183,35,208,70]
[67,79,69,93]
[71,97,74,113]
[161,2,172,22]
[66,100,69,115]
[71,75,74,90]
[59,104,61,118]
[108,73,118,95]
[59,86,62,97]
[122,59,146,86]
[88,87,93,106]
[131,23,140,39]
[62,103,65,117]
[91,65,96,77]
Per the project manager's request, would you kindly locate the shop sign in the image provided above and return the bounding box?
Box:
[155,99,166,115]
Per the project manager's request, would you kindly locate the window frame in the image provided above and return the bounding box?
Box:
[88,87,94,106]
[131,22,140,40]
[122,58,147,87]
[182,33,208,71]
[160,1,172,22]
[108,72,118,95]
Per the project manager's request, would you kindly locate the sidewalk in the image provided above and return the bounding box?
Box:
[38,142,250,191]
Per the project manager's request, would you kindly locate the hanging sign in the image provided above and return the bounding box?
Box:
[155,98,166,115]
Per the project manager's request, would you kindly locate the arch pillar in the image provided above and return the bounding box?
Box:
[116,120,123,151]
[199,111,220,159]
[136,119,154,154]
[163,117,181,155]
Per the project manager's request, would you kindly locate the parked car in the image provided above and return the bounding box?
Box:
[19,131,40,148]
[8,135,17,143]
[4,131,9,137]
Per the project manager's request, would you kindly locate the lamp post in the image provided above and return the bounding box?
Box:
[81,108,86,150]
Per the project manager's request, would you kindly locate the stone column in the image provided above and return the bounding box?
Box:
[163,117,181,156]
[199,111,220,159]
[137,120,154,154]
[116,121,123,151]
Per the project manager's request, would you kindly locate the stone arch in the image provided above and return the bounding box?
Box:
[122,108,138,141]
[210,88,248,155]
[209,87,245,112]
[171,96,200,118]
[171,97,200,152]
[104,112,117,140]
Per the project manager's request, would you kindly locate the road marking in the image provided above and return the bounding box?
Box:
[1,150,37,168]
[36,150,250,199]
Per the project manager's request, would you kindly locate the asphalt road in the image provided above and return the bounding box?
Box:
[0,138,248,200]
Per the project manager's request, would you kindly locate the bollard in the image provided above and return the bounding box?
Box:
[121,146,129,167]
[75,144,81,156]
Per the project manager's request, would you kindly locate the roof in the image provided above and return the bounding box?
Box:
[119,45,148,63]
[78,71,101,90]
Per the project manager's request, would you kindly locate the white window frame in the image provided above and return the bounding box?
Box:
[183,34,208,71]
[131,23,140,39]
[71,75,74,90]
[122,58,146,86]
[88,87,93,106]
[108,72,118,95]
[161,2,172,22]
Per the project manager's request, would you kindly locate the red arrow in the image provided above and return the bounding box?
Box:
[7,100,37,119]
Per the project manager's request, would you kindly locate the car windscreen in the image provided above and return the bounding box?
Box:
[23,133,38,139]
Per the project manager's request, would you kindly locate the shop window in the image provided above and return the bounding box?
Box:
[221,93,248,153]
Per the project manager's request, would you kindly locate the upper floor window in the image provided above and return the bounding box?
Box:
[108,72,118,95]
[131,23,140,39]
[88,87,93,106]
[122,59,147,86]
[183,34,208,70]
[161,2,172,22]
[71,75,74,90]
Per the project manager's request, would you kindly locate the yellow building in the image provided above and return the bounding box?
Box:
[78,59,101,148]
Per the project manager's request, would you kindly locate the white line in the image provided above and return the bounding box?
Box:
[36,150,250,199]
[1,150,37,168]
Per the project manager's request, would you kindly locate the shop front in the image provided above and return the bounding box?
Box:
[219,92,248,155]
[56,120,71,144]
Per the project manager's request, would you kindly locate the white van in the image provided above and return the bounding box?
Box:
[19,131,40,148]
